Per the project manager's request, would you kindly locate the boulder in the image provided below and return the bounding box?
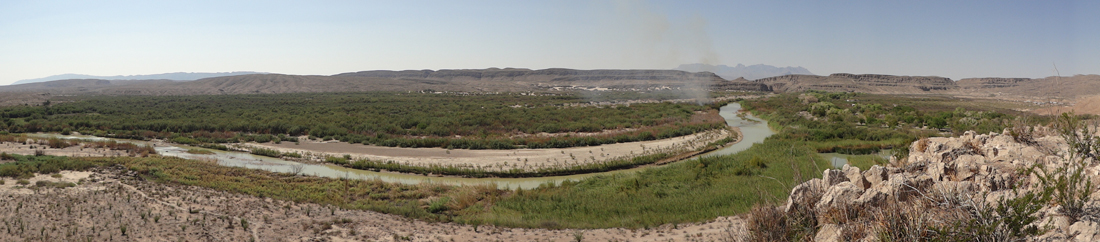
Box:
[843,165,870,189]
[863,165,889,187]
[882,173,933,201]
[854,188,888,208]
[815,181,863,212]
[1070,221,1100,241]
[784,178,826,213]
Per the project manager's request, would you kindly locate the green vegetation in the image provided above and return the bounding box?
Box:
[185,148,214,155]
[743,92,1028,155]
[0,154,98,179]
[33,180,76,189]
[0,92,725,149]
[464,140,827,228]
[249,148,301,158]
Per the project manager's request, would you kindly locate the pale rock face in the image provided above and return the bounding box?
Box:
[843,165,870,189]
[1071,221,1100,241]
[784,178,826,213]
[854,188,887,208]
[926,162,946,181]
[863,165,888,187]
[814,181,862,213]
[814,223,843,242]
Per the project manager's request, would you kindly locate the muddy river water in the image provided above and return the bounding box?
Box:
[32,103,775,189]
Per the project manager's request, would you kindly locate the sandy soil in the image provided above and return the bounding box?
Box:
[0,168,746,241]
[237,129,737,172]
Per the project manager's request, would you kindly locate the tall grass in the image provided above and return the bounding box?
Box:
[471,139,828,228]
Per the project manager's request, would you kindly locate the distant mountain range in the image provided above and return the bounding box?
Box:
[10,72,266,85]
[2,67,1096,106]
[675,63,813,80]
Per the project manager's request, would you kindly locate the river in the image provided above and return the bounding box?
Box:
[30,103,775,189]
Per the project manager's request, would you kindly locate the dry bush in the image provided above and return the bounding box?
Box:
[743,204,815,242]
[965,139,983,156]
[742,182,823,242]
[914,137,930,153]
[448,184,504,212]
[1008,116,1041,146]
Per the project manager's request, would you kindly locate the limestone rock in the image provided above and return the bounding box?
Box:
[815,181,863,212]
[814,223,843,242]
[863,165,888,187]
[784,178,826,213]
[843,165,869,189]
[854,188,887,208]
[1070,220,1100,241]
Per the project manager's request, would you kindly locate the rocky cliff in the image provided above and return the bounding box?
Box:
[757,128,1100,241]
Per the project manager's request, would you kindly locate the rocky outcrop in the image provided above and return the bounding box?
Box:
[780,129,1100,241]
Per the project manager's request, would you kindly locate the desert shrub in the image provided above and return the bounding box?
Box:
[185,149,215,155]
[282,152,302,158]
[914,138,929,152]
[250,148,282,158]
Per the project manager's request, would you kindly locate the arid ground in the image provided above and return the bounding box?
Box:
[0,168,746,242]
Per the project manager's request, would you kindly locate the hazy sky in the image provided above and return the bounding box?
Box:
[2,0,1097,85]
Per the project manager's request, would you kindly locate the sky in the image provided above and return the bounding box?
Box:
[1,0,1098,85]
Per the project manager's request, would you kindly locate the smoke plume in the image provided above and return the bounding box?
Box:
[610,0,721,104]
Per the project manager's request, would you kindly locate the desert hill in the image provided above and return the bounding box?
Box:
[10,71,265,85]
[0,68,771,96]
[753,73,1100,100]
[954,75,1100,99]
[753,73,956,94]
[676,63,813,80]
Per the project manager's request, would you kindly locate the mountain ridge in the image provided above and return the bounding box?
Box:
[675,63,813,80]
[11,71,266,85]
